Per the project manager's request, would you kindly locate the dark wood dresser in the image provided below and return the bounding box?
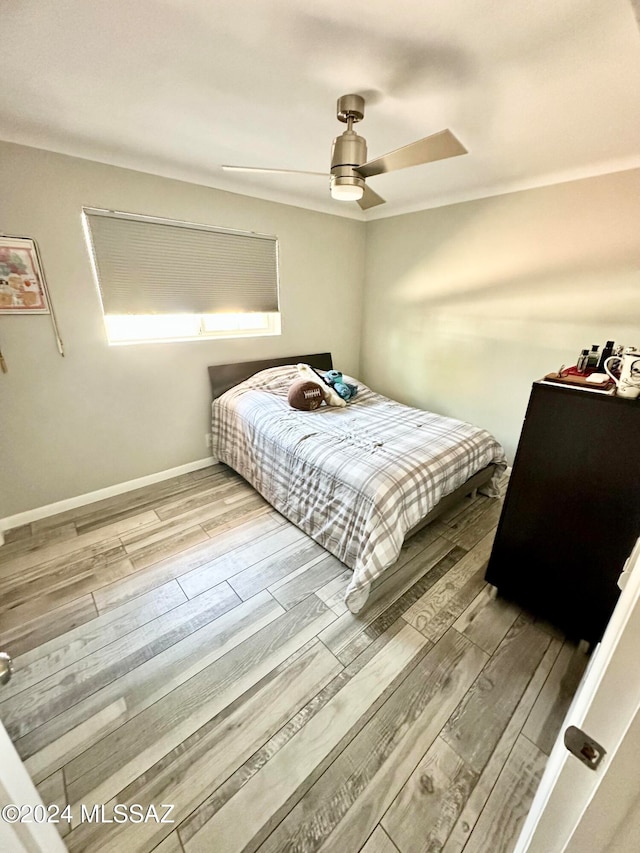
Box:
[485,381,640,643]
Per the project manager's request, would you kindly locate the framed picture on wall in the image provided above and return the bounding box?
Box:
[0,235,50,314]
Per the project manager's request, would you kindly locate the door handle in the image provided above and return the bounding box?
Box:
[0,652,14,686]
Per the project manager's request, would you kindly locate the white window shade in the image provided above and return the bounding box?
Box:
[83,209,279,315]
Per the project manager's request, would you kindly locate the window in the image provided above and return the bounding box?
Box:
[82,208,280,344]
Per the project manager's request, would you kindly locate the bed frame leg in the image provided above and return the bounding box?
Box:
[470,488,478,499]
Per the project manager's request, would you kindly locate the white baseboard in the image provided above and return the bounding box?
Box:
[0,457,217,540]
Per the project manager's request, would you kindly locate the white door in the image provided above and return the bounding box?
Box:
[515,537,640,853]
[0,654,67,852]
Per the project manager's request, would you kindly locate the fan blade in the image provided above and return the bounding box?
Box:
[357,184,386,210]
[356,129,467,178]
[221,165,327,177]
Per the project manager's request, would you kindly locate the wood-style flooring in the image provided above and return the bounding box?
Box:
[0,464,588,853]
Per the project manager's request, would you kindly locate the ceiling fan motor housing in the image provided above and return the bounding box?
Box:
[331,129,367,192]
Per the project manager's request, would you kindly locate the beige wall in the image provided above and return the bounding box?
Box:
[2,141,638,520]
[0,142,365,517]
[360,169,640,462]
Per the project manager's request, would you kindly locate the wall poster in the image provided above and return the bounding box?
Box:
[0,236,50,314]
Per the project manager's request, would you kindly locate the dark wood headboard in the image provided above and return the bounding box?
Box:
[208,352,333,400]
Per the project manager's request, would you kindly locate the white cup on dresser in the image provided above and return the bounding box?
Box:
[604,349,640,399]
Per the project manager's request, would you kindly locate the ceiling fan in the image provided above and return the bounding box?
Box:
[222,94,468,210]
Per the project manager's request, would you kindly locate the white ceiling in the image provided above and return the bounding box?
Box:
[1,0,639,220]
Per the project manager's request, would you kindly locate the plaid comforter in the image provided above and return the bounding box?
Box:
[212,365,507,612]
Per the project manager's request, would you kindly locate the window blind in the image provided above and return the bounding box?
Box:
[83,209,279,315]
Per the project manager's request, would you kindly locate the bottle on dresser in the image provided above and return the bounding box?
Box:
[596,341,615,372]
[576,349,590,373]
[586,345,600,370]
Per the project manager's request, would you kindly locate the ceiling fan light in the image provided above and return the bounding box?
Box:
[331,183,364,201]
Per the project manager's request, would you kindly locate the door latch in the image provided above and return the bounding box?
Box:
[564,725,606,770]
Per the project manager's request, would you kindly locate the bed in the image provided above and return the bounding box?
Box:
[209,353,507,613]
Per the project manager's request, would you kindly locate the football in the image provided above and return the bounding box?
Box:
[288,380,324,411]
